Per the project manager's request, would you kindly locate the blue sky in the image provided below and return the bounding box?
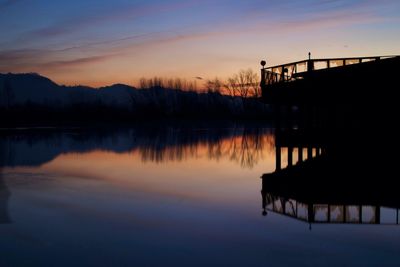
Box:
[1,0,399,86]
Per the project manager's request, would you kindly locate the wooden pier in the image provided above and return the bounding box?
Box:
[260,55,400,104]
[259,54,400,226]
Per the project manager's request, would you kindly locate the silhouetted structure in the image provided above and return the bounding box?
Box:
[261,191,399,226]
[260,128,400,227]
[260,55,400,130]
[261,55,400,104]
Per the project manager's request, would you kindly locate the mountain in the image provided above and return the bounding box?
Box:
[0,73,137,109]
[0,73,63,106]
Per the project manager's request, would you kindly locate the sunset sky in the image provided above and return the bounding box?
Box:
[1,0,399,87]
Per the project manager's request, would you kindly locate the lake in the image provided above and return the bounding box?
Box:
[1,125,399,267]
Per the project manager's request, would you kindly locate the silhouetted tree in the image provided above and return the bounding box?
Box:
[224,77,237,97]
[139,78,148,89]
[226,69,260,98]
[138,77,197,91]
[206,78,222,94]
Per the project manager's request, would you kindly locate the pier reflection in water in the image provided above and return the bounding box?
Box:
[262,192,400,226]
[1,125,400,266]
[261,127,400,228]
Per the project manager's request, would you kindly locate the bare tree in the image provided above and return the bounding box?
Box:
[187,80,197,91]
[139,78,148,89]
[224,77,237,97]
[138,77,198,91]
[225,69,260,98]
[205,78,222,94]
[174,78,182,90]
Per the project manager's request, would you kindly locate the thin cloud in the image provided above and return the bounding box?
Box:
[273,10,379,32]
[54,31,174,53]
[235,0,391,37]
[39,54,118,69]
[20,0,202,41]
[0,47,119,71]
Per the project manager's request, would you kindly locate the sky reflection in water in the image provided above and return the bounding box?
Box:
[1,126,400,267]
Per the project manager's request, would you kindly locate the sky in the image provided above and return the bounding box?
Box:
[0,0,399,87]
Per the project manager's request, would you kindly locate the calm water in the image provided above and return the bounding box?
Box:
[1,126,399,267]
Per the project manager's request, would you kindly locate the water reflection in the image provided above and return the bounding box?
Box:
[261,128,400,228]
[262,191,400,227]
[0,172,11,224]
[0,126,274,169]
[1,126,400,266]
[0,126,274,225]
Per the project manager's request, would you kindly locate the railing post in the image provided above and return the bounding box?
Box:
[261,68,265,87]
[307,52,314,72]
[307,60,314,72]
[276,147,281,171]
[307,146,313,159]
[288,146,293,167]
[375,206,381,224]
[298,147,303,162]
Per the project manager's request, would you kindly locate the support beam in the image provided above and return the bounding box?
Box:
[288,147,293,167]
[307,146,313,160]
[298,147,303,163]
[276,147,282,171]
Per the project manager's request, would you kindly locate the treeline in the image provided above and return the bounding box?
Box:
[1,90,270,126]
[0,73,271,126]
[138,77,198,91]
[138,68,261,98]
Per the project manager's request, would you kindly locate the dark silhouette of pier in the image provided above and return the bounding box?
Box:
[261,190,399,226]
[260,127,400,227]
[260,55,400,104]
[260,54,400,132]
[259,56,400,227]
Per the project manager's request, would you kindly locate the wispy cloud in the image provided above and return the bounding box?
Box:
[39,54,116,69]
[232,0,392,36]
[0,47,121,72]
[17,0,201,42]
[268,10,380,33]
[0,6,386,73]
[1,0,399,85]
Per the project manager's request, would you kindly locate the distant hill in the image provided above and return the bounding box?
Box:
[0,73,270,125]
[0,73,136,109]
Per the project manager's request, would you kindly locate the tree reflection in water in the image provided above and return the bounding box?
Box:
[0,126,275,169]
[139,128,275,168]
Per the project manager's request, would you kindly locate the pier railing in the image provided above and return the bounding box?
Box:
[261,55,399,86]
[263,193,400,225]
